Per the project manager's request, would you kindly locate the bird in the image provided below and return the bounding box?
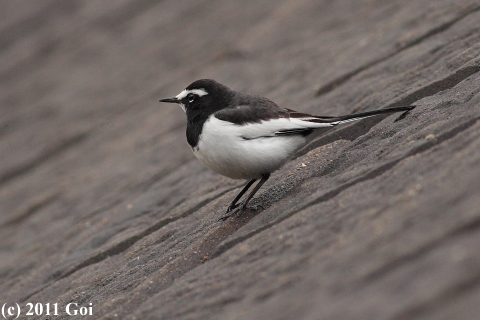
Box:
[160,79,414,220]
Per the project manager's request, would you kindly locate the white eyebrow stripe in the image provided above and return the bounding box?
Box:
[176,89,208,100]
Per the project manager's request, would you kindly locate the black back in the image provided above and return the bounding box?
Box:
[215,94,288,125]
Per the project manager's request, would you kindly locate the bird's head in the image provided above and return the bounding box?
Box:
[160,79,233,115]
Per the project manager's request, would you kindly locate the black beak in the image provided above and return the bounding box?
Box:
[159,97,179,103]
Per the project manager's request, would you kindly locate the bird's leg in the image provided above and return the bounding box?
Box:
[239,173,270,210]
[225,179,257,213]
[219,179,256,221]
[219,174,270,221]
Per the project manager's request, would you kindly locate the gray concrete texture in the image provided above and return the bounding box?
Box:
[1,0,480,319]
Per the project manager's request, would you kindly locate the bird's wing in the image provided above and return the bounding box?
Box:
[214,101,414,140]
[214,97,288,125]
[214,104,338,140]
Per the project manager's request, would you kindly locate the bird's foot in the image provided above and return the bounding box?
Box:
[241,204,264,212]
[218,205,240,221]
[218,203,264,221]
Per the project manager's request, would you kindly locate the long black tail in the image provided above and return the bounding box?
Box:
[337,106,415,124]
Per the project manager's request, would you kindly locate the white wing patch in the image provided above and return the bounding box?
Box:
[213,117,335,140]
[176,88,208,100]
[289,118,336,129]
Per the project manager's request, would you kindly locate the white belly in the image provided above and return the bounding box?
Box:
[193,116,308,180]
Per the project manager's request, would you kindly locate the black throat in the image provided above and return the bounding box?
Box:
[186,111,210,148]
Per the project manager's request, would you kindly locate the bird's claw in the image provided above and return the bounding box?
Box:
[218,205,240,221]
[218,203,264,221]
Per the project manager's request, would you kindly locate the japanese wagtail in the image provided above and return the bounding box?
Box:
[160,79,414,220]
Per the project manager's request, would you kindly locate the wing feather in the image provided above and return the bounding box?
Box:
[214,105,336,140]
[213,103,412,140]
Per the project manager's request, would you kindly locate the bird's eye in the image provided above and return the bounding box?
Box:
[187,93,196,103]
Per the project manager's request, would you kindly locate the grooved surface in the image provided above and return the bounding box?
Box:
[1,0,480,319]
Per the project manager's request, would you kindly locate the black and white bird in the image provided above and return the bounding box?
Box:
[160,79,414,220]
